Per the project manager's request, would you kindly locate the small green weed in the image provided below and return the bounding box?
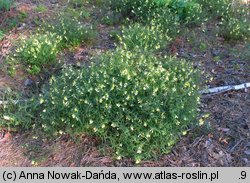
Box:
[199,42,207,52]
[213,56,221,63]
[0,30,4,40]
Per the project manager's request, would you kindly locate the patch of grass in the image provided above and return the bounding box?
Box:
[2,56,18,76]
[110,0,156,20]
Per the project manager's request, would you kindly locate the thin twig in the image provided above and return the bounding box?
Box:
[229,140,242,153]
[200,82,250,95]
[191,135,204,148]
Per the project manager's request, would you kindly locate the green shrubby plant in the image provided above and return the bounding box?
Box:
[13,32,62,74]
[109,0,203,24]
[193,0,249,41]
[45,14,97,48]
[220,16,250,41]
[149,8,180,36]
[169,0,203,25]
[199,0,250,41]
[109,0,180,36]
[1,0,204,163]
[118,1,182,34]
[110,0,173,22]
[199,0,232,20]
[5,7,97,76]
[223,2,249,41]
[37,49,200,162]
[118,24,171,52]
